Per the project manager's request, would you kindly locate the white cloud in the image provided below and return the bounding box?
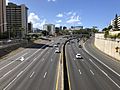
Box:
[28,13,46,29]
[56,20,62,23]
[56,13,63,18]
[66,13,81,24]
[48,0,56,2]
[67,11,72,15]
[55,24,60,27]
[6,0,10,5]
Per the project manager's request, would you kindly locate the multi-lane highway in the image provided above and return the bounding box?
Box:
[1,36,120,90]
[65,38,120,90]
[0,37,65,90]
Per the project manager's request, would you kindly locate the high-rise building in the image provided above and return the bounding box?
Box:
[43,24,55,35]
[0,0,7,35]
[6,3,28,38]
[110,15,120,30]
[28,22,33,33]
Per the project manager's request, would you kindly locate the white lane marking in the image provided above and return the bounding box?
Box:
[2,42,53,89]
[0,47,48,80]
[90,70,94,75]
[44,72,47,78]
[1,49,27,62]
[3,76,18,90]
[30,72,35,78]
[82,59,84,61]
[74,58,76,61]
[89,59,120,89]
[51,59,53,62]
[33,58,37,62]
[84,45,120,77]
[78,69,82,75]
[89,59,92,62]
[15,52,28,60]
[0,52,28,71]
[17,71,23,77]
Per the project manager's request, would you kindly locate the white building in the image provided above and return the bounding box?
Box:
[110,16,120,30]
[43,24,55,35]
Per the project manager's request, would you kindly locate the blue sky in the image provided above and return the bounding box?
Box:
[6,0,120,30]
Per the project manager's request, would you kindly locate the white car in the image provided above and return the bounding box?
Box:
[55,49,60,53]
[76,54,82,59]
[19,57,25,61]
[54,44,58,47]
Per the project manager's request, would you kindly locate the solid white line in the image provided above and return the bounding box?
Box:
[90,70,94,75]
[30,72,35,78]
[2,42,52,89]
[51,59,53,62]
[0,46,49,80]
[15,52,28,60]
[84,45,120,77]
[1,49,27,62]
[44,72,47,78]
[17,71,23,77]
[0,52,28,71]
[89,59,120,89]
[3,76,18,90]
[78,69,82,75]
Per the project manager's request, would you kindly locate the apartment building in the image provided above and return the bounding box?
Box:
[43,24,55,35]
[110,15,120,30]
[28,22,33,33]
[6,3,28,38]
[0,0,7,34]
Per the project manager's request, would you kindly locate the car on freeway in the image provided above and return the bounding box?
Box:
[57,42,60,45]
[76,54,82,59]
[55,48,60,53]
[79,45,82,48]
[19,57,25,61]
[54,44,58,47]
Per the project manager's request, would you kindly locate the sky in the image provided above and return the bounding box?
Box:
[6,0,120,30]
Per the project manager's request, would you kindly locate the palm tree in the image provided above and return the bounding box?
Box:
[10,24,17,39]
[19,27,25,39]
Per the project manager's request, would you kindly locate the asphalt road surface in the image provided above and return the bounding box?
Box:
[0,37,65,90]
[65,38,120,90]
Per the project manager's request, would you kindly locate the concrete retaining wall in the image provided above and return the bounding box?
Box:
[0,41,30,58]
[94,33,120,60]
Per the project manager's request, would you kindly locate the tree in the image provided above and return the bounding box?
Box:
[104,30,109,39]
[63,26,67,30]
[55,27,60,35]
[102,27,108,31]
[108,25,112,30]
[19,27,25,39]
[10,24,17,39]
[42,30,49,36]
[92,26,99,33]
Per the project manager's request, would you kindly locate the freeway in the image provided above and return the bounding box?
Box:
[65,38,120,90]
[0,37,65,90]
